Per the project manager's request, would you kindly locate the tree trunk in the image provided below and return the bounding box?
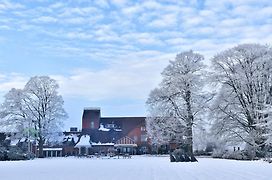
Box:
[185,88,194,155]
[38,139,44,158]
[186,126,193,155]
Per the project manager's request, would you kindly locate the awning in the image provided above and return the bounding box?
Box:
[43,148,63,151]
[114,144,137,147]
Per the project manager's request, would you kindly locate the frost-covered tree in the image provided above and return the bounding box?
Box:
[210,44,272,158]
[0,76,68,157]
[146,51,211,154]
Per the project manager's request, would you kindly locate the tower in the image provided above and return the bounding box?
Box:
[82,108,101,130]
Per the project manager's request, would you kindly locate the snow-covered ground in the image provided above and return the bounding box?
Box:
[0,156,271,180]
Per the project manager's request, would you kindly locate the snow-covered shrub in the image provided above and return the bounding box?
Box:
[0,134,9,161]
[211,149,225,158]
[222,151,243,160]
[264,152,272,163]
[6,146,34,161]
[212,149,251,160]
[194,149,211,156]
[0,146,8,160]
[205,142,217,154]
[7,147,25,160]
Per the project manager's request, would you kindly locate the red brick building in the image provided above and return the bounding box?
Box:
[63,107,151,156]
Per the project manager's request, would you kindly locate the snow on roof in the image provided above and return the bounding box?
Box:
[91,142,114,146]
[20,137,27,142]
[98,124,110,132]
[71,134,79,142]
[5,136,10,140]
[64,134,79,142]
[84,107,100,110]
[10,139,19,146]
[75,135,91,147]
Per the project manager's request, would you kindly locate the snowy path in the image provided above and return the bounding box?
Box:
[0,156,272,180]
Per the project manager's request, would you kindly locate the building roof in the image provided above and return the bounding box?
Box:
[64,134,79,143]
[75,135,91,147]
[98,124,110,132]
[81,129,123,144]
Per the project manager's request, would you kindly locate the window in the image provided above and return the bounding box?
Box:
[123,147,127,153]
[91,121,94,128]
[134,136,138,142]
[105,123,115,128]
[70,127,78,132]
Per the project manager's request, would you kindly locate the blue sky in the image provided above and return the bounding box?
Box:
[0,0,271,130]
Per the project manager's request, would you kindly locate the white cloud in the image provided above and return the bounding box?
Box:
[0,51,173,105]
[183,16,203,27]
[220,18,246,27]
[149,13,177,28]
[94,0,110,8]
[59,7,100,17]
[33,16,57,23]
[0,1,24,10]
[142,1,162,10]
[121,32,164,46]
[121,4,142,16]
[49,2,65,9]
[111,0,127,7]
[0,73,27,92]
[165,37,185,45]
[0,25,10,30]
[65,32,93,40]
[51,51,174,101]
[62,17,86,25]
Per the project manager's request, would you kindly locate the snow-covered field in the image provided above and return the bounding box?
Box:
[0,156,271,180]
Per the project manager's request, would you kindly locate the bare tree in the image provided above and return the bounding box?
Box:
[210,44,272,158]
[146,51,210,154]
[0,76,68,157]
